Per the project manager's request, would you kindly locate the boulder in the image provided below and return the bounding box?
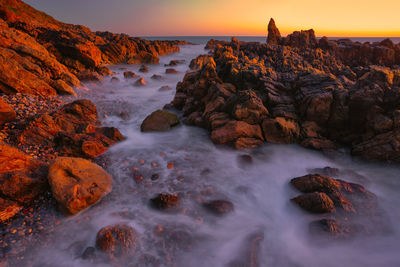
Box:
[262,117,300,143]
[0,98,16,124]
[96,224,138,257]
[77,71,104,82]
[159,85,172,91]
[0,172,47,203]
[123,71,137,79]
[141,110,179,132]
[210,120,264,147]
[134,78,147,86]
[48,157,112,214]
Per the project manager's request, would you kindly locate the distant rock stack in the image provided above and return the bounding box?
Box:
[267,18,281,45]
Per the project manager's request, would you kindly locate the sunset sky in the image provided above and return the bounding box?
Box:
[25,0,400,37]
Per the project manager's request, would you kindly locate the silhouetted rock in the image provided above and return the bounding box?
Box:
[267,18,281,45]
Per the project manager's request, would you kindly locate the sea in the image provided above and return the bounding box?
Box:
[143,36,400,45]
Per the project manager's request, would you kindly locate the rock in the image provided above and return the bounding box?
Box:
[141,110,179,132]
[292,192,335,213]
[228,231,264,267]
[48,157,112,214]
[262,117,300,143]
[96,224,138,257]
[111,77,120,83]
[0,172,47,203]
[134,78,147,86]
[139,65,149,73]
[267,18,281,45]
[150,194,180,211]
[284,29,317,48]
[165,60,185,66]
[52,79,77,96]
[123,71,137,79]
[0,98,17,124]
[159,85,172,91]
[210,120,264,148]
[0,197,22,223]
[189,55,215,70]
[309,219,355,238]
[151,74,164,81]
[203,200,234,215]
[0,142,41,174]
[77,71,104,82]
[166,68,178,74]
[237,154,253,166]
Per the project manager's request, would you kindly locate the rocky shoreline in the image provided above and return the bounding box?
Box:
[172,19,400,163]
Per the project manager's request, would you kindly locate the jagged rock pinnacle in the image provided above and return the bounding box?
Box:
[267,18,281,45]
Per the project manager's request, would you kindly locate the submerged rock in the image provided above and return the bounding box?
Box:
[292,192,335,213]
[139,65,149,73]
[134,78,147,86]
[166,68,178,74]
[203,200,234,215]
[123,71,137,79]
[141,110,179,132]
[48,157,112,214]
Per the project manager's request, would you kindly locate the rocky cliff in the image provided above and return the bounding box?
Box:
[0,0,186,96]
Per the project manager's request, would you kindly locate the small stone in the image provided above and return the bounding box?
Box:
[134,78,147,86]
[203,200,234,215]
[150,194,181,211]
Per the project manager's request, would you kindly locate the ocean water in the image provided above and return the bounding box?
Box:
[20,45,400,267]
[143,36,400,45]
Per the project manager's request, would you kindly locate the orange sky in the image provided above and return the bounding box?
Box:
[25,0,400,37]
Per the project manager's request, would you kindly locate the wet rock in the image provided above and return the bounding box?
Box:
[141,110,179,132]
[134,78,147,86]
[48,157,112,214]
[166,68,178,74]
[238,154,253,166]
[139,65,149,73]
[228,231,264,267]
[292,192,335,213]
[309,219,356,238]
[150,194,181,211]
[0,197,22,223]
[0,98,17,124]
[203,200,234,215]
[166,60,185,66]
[77,71,104,82]
[267,18,281,45]
[123,71,137,79]
[262,117,300,143]
[96,224,138,257]
[111,77,120,83]
[159,85,172,91]
[151,74,164,81]
[81,247,97,261]
[189,55,215,70]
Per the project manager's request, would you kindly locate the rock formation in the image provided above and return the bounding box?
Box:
[0,0,187,96]
[266,18,281,45]
[171,20,400,162]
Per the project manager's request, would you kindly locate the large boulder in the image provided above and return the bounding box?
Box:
[0,97,16,124]
[48,157,112,214]
[141,110,180,132]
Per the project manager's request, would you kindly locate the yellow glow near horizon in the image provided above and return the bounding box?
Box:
[125,0,400,37]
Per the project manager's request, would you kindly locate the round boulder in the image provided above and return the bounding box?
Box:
[48,157,112,214]
[96,224,138,257]
[141,110,179,132]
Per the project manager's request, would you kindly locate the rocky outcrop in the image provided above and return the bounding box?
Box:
[0,0,187,96]
[48,157,112,214]
[290,173,388,238]
[16,99,124,158]
[266,18,281,45]
[171,20,400,162]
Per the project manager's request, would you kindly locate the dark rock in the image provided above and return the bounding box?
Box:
[123,71,137,79]
[151,74,164,81]
[267,18,281,45]
[166,68,178,74]
[139,65,149,73]
[159,85,172,91]
[203,200,234,215]
[96,224,138,257]
[150,194,180,211]
[134,78,147,86]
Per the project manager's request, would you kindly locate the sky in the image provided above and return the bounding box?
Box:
[24,0,400,37]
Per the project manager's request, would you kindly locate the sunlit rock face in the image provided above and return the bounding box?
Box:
[172,19,400,162]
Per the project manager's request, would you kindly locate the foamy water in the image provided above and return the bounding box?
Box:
[25,45,400,267]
